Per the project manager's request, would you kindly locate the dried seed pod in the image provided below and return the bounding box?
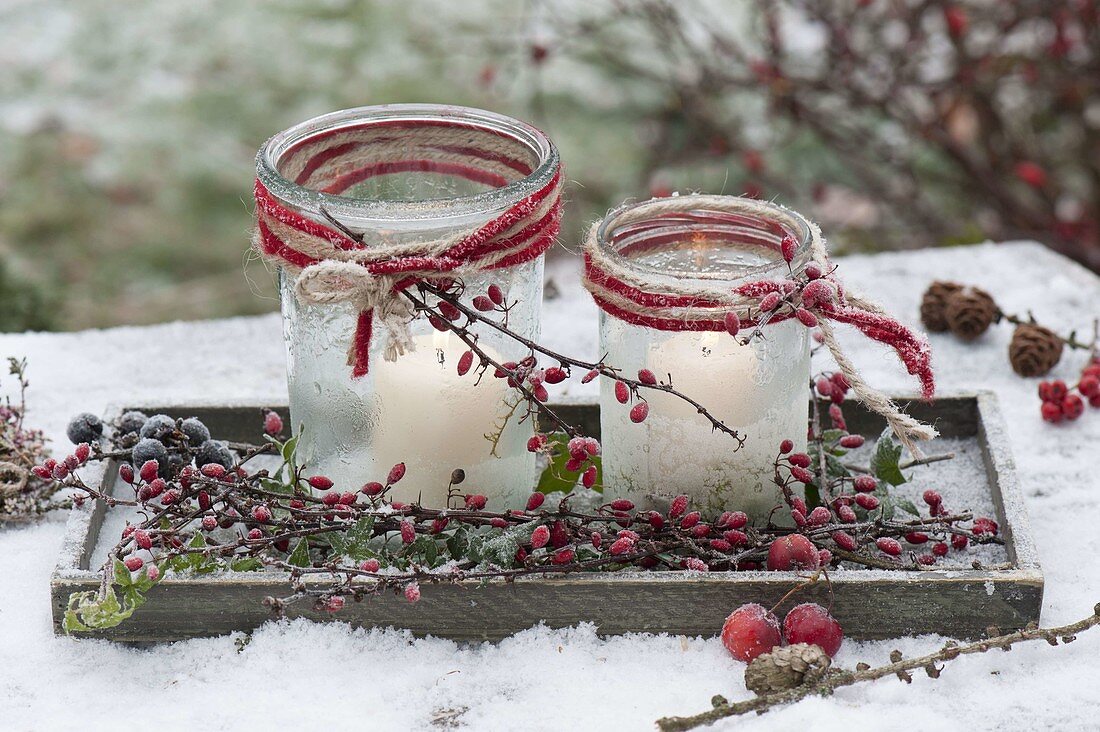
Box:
[919,281,963,332]
[744,643,832,696]
[1008,323,1064,377]
[944,286,998,340]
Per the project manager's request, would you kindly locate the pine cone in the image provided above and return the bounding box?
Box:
[920,281,963,332]
[744,643,831,696]
[1009,324,1064,377]
[944,287,998,340]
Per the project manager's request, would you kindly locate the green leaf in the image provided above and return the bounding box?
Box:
[411,535,439,566]
[535,433,601,494]
[446,527,469,561]
[344,516,376,560]
[281,434,300,466]
[287,538,311,567]
[230,557,264,572]
[870,428,906,486]
[113,559,133,588]
[895,499,920,517]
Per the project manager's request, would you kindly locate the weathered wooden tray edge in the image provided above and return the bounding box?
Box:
[51,391,1043,643]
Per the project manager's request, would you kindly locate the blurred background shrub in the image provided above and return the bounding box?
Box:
[0,0,1096,331]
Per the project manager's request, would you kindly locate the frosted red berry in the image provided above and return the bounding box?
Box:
[837,504,857,523]
[464,494,487,510]
[854,493,880,510]
[767,534,819,571]
[308,475,333,490]
[638,368,658,385]
[795,308,818,328]
[629,402,650,423]
[139,460,159,483]
[724,311,741,337]
[779,439,794,454]
[362,481,384,496]
[783,602,843,657]
[526,492,546,511]
[609,536,634,556]
[487,283,504,305]
[832,531,857,551]
[876,537,902,556]
[119,464,135,484]
[951,534,969,550]
[853,475,877,493]
[531,525,550,549]
[582,466,597,488]
[400,520,416,544]
[202,516,217,531]
[679,511,701,529]
[360,559,380,572]
[669,494,689,519]
[610,499,634,512]
[581,368,600,384]
[544,366,567,384]
[404,583,421,603]
[124,556,144,572]
[922,490,942,508]
[839,435,865,449]
[788,453,812,468]
[615,381,630,404]
[808,506,831,526]
[905,532,929,544]
[387,463,406,485]
[932,541,949,557]
[721,603,782,663]
[552,548,575,565]
[263,410,283,437]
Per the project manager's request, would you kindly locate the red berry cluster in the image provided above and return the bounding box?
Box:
[721,600,843,663]
[1039,358,1100,424]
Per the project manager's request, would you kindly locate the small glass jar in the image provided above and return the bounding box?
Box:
[595,200,813,519]
[256,105,560,508]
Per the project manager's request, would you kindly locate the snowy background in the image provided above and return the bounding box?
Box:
[1,241,1099,731]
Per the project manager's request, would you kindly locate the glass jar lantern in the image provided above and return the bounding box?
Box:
[256,105,560,508]
[593,199,813,519]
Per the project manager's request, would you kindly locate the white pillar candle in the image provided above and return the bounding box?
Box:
[368,330,531,507]
[600,319,810,519]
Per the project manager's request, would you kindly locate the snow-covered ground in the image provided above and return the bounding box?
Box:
[1,241,1099,731]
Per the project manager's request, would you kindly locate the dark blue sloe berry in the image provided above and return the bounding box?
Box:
[67,413,103,445]
[139,414,177,442]
[131,438,169,471]
[196,439,234,470]
[115,410,149,436]
[179,417,211,447]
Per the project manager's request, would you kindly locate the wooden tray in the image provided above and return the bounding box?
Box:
[51,392,1042,643]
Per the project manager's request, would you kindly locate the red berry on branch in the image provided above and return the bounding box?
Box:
[972,517,999,536]
[581,368,600,384]
[647,511,666,530]
[487,283,504,305]
[531,525,550,549]
[767,534,819,571]
[387,463,406,485]
[490,518,508,529]
[839,435,865,449]
[139,460,159,483]
[456,350,475,377]
[638,368,658,385]
[932,542,949,557]
[552,548,575,565]
[582,466,597,488]
[680,511,701,529]
[119,464,135,484]
[1079,376,1100,398]
[584,437,601,456]
[781,235,798,263]
[609,536,634,556]
[400,520,416,544]
[362,481,384,496]
[943,5,968,38]
[917,554,937,566]
[724,311,741,337]
[669,494,689,519]
[1063,394,1085,420]
[74,443,91,463]
[837,504,857,523]
[720,510,749,530]
[791,509,807,527]
[359,558,380,572]
[438,301,461,321]
[526,492,546,511]
[721,604,782,663]
[808,506,831,526]
[779,439,794,454]
[247,528,263,540]
[922,489,942,508]
[544,366,567,384]
[855,494,880,510]
[876,537,902,556]
[692,523,711,539]
[952,534,969,550]
[308,475,333,490]
[683,557,708,572]
[252,505,271,523]
[263,410,283,437]
[710,538,733,552]
[615,381,630,404]
[789,453,812,468]
[805,263,823,280]
[853,475,877,493]
[796,309,818,328]
[1014,161,1048,189]
[1042,401,1065,423]
[790,467,814,484]
[783,602,844,657]
[1050,380,1068,401]
[723,529,749,546]
[610,498,634,512]
[124,556,144,572]
[832,531,857,551]
[404,583,421,603]
[629,401,650,423]
[760,292,782,312]
[202,516,217,531]
[905,532,929,545]
[472,295,495,312]
[464,494,487,510]
[134,530,152,550]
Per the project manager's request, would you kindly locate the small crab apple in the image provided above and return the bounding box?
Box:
[721,603,782,662]
[767,534,819,571]
[783,603,844,657]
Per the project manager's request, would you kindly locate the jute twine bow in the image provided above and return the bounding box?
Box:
[582,195,938,456]
[253,118,562,376]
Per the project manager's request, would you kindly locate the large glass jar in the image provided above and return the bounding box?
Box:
[594,200,813,519]
[256,105,560,508]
